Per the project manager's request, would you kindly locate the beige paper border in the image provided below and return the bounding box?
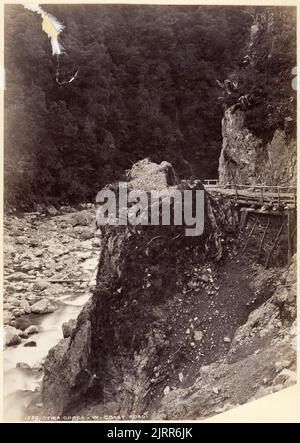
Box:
[0,0,299,423]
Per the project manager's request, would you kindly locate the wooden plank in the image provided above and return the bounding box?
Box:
[227,198,295,208]
[257,218,270,262]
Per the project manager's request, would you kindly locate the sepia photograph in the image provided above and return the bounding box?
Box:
[1,1,298,423]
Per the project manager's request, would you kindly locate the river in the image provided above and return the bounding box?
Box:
[4,255,98,421]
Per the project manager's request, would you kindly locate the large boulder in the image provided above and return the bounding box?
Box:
[4,326,22,346]
[25,325,39,335]
[31,299,56,314]
[34,278,49,291]
[127,159,178,191]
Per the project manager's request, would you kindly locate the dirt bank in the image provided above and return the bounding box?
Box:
[41,161,297,420]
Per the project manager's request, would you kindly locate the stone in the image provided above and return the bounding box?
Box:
[20,263,34,272]
[4,243,16,255]
[274,360,291,373]
[126,159,178,192]
[24,341,37,347]
[34,249,44,257]
[201,273,210,282]
[4,326,22,346]
[34,278,49,291]
[32,362,44,372]
[29,238,39,247]
[12,308,26,317]
[69,210,94,227]
[194,330,203,341]
[62,319,76,339]
[223,336,231,343]
[25,325,39,335]
[31,299,56,314]
[6,272,28,282]
[15,236,26,245]
[75,226,95,240]
[9,297,20,307]
[12,317,33,331]
[273,369,296,386]
[27,294,38,303]
[19,330,29,339]
[92,238,100,247]
[3,310,15,325]
[163,386,171,396]
[16,362,31,370]
[47,205,58,216]
[19,300,31,314]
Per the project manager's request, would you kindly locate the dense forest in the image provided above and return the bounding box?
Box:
[4,5,296,209]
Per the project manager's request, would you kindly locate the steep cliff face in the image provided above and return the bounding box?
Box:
[218,6,296,187]
[219,107,297,186]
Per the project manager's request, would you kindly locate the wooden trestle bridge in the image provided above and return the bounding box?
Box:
[204,180,297,268]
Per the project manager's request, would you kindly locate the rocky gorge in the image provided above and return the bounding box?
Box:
[3,159,291,421]
[3,157,297,421]
[3,5,297,423]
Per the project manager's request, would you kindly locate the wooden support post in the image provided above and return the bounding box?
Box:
[257,217,270,263]
[265,221,284,269]
[260,187,264,204]
[243,217,258,252]
[240,209,249,229]
[277,187,280,206]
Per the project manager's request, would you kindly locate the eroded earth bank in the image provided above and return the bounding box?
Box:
[34,161,296,421]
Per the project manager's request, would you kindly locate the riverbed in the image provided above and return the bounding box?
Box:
[3,207,100,421]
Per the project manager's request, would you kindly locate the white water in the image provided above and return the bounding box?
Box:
[4,291,92,421]
[4,254,98,391]
[4,292,91,395]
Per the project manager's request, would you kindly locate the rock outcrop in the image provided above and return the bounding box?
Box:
[41,160,296,420]
[219,107,296,186]
[42,160,239,417]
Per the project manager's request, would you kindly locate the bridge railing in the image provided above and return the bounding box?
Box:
[224,183,297,205]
